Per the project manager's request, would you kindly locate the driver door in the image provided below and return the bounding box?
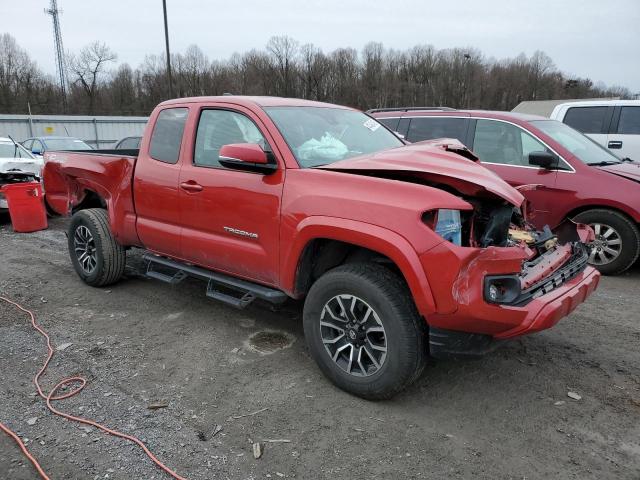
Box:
[178,106,284,285]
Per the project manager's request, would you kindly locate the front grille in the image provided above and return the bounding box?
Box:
[512,243,589,307]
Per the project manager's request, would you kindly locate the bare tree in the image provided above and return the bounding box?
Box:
[68,42,117,114]
[267,36,299,97]
[1,34,634,116]
[0,33,47,113]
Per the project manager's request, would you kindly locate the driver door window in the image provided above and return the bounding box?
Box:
[473,119,548,167]
[194,110,267,168]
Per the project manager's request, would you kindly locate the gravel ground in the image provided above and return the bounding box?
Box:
[1,215,639,480]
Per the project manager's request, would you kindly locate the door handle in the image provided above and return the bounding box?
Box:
[180,181,203,192]
[608,140,623,149]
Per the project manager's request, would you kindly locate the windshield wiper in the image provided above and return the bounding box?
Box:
[621,157,635,163]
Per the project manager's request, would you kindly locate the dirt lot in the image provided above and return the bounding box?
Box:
[1,215,639,480]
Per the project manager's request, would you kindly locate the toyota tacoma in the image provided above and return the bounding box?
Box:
[44,96,600,399]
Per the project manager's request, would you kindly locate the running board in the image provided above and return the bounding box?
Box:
[143,254,288,309]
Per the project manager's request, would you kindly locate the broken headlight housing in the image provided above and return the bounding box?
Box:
[423,209,463,246]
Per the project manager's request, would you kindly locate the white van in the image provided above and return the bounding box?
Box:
[550,100,640,161]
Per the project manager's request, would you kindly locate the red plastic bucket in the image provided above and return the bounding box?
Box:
[2,182,48,233]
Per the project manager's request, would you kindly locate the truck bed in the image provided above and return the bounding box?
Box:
[43,149,141,246]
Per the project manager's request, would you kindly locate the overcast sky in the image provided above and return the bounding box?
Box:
[3,0,640,91]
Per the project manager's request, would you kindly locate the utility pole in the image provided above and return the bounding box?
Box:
[162,0,174,98]
[45,0,68,111]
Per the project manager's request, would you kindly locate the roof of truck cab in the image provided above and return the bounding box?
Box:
[158,96,353,110]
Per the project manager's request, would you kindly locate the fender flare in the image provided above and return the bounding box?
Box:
[281,216,437,317]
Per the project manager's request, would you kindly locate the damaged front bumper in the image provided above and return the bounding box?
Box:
[420,222,600,357]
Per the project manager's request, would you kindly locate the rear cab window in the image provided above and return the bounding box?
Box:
[149,108,188,164]
[406,117,469,144]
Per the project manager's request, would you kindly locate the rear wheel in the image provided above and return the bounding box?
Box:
[68,208,126,287]
[573,209,640,275]
[303,263,426,400]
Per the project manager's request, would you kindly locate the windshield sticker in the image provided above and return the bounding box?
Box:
[363,118,381,132]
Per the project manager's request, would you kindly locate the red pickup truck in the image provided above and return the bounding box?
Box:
[44,96,600,399]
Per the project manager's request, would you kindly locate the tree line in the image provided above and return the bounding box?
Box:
[0,33,633,117]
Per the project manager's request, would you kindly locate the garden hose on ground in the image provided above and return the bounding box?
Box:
[0,295,188,480]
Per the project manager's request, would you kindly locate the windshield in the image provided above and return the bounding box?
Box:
[530,120,621,165]
[45,138,92,151]
[0,141,36,159]
[264,107,404,167]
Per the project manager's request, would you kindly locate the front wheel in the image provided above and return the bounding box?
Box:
[68,208,126,287]
[573,209,640,275]
[303,263,426,400]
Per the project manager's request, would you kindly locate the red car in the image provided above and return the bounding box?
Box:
[44,97,599,399]
[371,108,640,275]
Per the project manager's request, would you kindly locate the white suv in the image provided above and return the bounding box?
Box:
[550,100,640,161]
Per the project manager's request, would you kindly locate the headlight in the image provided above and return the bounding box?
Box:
[423,209,463,245]
[484,275,521,304]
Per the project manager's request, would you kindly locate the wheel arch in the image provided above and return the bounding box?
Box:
[566,204,640,226]
[282,217,437,317]
[73,189,107,212]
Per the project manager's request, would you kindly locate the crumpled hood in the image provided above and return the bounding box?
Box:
[0,157,43,177]
[317,142,524,206]
[596,161,640,183]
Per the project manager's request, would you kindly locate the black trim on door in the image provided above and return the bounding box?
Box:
[602,106,616,134]
[609,106,622,134]
[465,119,477,149]
[397,117,411,138]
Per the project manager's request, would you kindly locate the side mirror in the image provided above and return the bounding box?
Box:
[32,148,42,155]
[219,143,277,174]
[528,151,559,170]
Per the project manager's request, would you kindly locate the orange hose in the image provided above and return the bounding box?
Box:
[0,296,188,480]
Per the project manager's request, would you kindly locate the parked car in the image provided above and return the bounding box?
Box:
[549,100,640,161]
[44,96,599,399]
[22,136,92,158]
[0,137,43,211]
[371,108,640,275]
[114,136,142,150]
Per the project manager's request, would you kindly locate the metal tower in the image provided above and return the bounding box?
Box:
[45,0,68,106]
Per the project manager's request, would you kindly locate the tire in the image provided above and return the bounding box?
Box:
[303,263,426,400]
[573,209,640,275]
[67,208,126,287]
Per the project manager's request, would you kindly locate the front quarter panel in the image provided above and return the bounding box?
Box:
[279,168,475,316]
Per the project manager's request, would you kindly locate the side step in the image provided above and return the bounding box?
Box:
[143,253,288,310]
